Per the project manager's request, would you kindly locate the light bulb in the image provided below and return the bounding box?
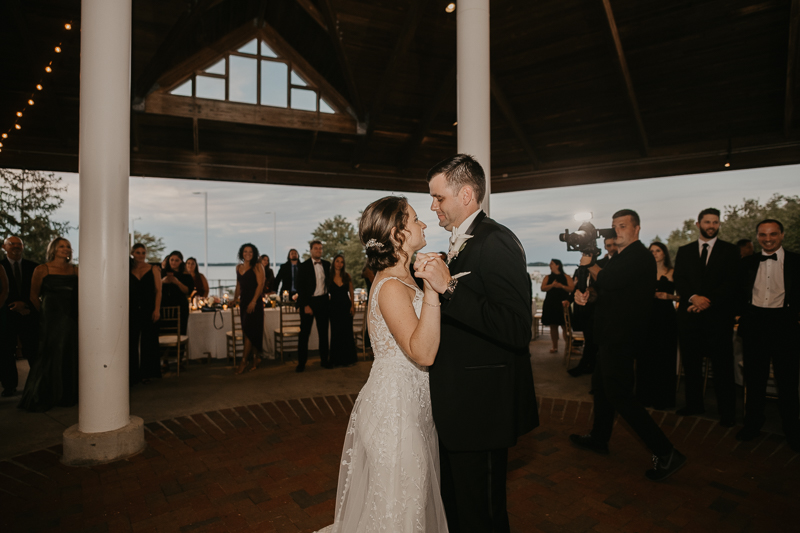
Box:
[16,112,22,117]
[55,46,62,53]
[446,3,456,13]
[0,142,3,147]
[15,124,21,130]
[36,84,43,90]
[1,133,7,139]
[28,99,34,105]
[724,162,730,168]
[65,23,72,30]
[45,66,52,73]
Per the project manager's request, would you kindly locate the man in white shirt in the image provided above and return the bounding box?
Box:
[295,241,331,372]
[735,219,800,451]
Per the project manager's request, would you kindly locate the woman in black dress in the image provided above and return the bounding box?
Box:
[160,251,194,335]
[328,254,357,367]
[234,243,265,374]
[185,257,209,299]
[541,259,575,354]
[19,237,79,412]
[637,242,679,409]
[130,243,162,385]
[259,254,276,296]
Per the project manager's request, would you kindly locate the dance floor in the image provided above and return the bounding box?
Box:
[2,393,797,532]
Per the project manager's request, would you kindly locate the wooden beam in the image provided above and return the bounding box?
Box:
[144,93,357,134]
[306,130,318,163]
[490,74,539,168]
[786,0,799,137]
[192,117,200,155]
[294,0,327,32]
[397,62,456,169]
[601,0,649,156]
[133,0,218,100]
[318,0,364,120]
[352,0,425,166]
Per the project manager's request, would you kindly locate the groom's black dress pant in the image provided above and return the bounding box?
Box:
[439,444,509,533]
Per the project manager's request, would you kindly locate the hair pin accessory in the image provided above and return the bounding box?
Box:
[366,238,384,250]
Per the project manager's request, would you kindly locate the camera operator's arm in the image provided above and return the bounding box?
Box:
[579,253,601,281]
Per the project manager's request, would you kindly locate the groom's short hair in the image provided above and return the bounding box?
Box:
[426,154,486,204]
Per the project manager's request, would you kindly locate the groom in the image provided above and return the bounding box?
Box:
[419,154,538,533]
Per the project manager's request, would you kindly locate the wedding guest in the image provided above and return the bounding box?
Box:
[160,251,194,335]
[328,254,357,367]
[541,259,575,353]
[185,257,209,298]
[572,210,686,481]
[0,268,8,393]
[259,254,276,295]
[275,248,300,298]
[234,243,266,374]
[296,241,331,372]
[18,237,78,412]
[129,243,162,385]
[636,242,679,409]
[597,236,618,267]
[737,238,755,258]
[1,236,40,397]
[673,208,739,426]
[735,219,800,452]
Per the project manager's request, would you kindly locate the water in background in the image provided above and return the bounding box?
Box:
[201,264,562,302]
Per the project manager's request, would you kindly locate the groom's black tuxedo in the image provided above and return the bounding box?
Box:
[430,210,538,533]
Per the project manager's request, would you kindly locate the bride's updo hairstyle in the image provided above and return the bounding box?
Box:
[359,196,410,272]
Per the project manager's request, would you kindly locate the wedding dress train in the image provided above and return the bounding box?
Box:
[316,277,448,532]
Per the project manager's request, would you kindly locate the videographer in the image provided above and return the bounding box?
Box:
[569,209,686,481]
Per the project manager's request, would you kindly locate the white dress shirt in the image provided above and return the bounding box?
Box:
[752,247,785,309]
[450,209,483,249]
[312,260,327,297]
[698,236,717,265]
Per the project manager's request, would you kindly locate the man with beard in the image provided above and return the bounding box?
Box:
[673,208,739,426]
[275,248,301,298]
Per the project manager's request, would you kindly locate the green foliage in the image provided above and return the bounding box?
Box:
[666,195,800,257]
[306,215,367,288]
[132,231,166,263]
[0,169,71,263]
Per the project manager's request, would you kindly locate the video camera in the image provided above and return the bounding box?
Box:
[558,221,615,258]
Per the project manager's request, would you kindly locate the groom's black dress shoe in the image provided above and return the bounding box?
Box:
[569,434,609,455]
[645,448,687,481]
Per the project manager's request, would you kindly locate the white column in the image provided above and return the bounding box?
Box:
[457,0,491,215]
[64,0,143,465]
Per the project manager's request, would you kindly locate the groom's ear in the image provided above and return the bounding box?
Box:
[460,185,474,206]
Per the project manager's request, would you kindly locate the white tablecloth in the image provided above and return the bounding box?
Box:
[186,307,324,360]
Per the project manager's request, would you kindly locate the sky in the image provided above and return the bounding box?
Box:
[52,163,800,268]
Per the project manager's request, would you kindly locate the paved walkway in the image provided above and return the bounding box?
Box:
[2,392,797,532]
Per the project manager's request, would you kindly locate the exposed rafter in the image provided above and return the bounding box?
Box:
[295,0,327,32]
[490,74,539,169]
[318,0,364,120]
[397,62,456,170]
[785,0,799,137]
[602,0,649,156]
[352,0,425,167]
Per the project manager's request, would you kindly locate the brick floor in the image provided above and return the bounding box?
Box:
[1,396,797,532]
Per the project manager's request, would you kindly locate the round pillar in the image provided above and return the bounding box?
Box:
[457,0,492,214]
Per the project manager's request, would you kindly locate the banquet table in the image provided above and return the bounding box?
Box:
[186,307,326,360]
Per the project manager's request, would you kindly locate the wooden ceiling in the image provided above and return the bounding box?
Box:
[1,0,798,193]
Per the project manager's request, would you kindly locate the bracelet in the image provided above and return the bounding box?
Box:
[423,300,441,308]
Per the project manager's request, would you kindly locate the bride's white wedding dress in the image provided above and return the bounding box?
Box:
[316,277,448,532]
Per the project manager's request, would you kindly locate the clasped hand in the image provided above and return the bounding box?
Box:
[413,252,450,294]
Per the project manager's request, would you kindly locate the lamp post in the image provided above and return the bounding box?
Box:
[193,191,208,276]
[265,211,277,269]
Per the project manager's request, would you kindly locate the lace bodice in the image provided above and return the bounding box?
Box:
[368,276,425,369]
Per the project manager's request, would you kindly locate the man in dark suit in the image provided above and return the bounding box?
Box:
[673,208,740,426]
[734,219,800,451]
[1,236,40,397]
[295,241,330,372]
[570,210,686,481]
[420,154,537,533]
[274,248,300,298]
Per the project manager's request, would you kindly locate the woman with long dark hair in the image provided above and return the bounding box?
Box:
[160,250,194,335]
[259,254,276,296]
[129,243,162,384]
[19,237,79,412]
[637,242,679,409]
[185,257,209,298]
[328,254,357,367]
[234,243,265,374]
[541,258,575,353]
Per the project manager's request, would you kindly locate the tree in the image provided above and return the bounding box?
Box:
[306,215,367,288]
[666,219,698,259]
[0,169,71,263]
[132,231,166,263]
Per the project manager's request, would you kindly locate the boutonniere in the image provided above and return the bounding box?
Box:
[447,234,473,265]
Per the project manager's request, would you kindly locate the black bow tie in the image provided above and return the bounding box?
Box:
[760,254,777,262]
[313,260,321,264]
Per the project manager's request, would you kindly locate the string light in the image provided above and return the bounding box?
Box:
[2,134,7,139]
[28,99,34,106]
[65,23,72,30]
[16,112,22,117]
[55,46,62,53]
[36,84,42,90]
[15,125,21,130]
[446,3,456,13]
[45,66,52,73]
[0,142,3,147]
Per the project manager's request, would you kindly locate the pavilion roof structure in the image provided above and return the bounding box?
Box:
[1,0,798,193]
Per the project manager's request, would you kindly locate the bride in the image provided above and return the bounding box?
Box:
[316,196,450,532]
